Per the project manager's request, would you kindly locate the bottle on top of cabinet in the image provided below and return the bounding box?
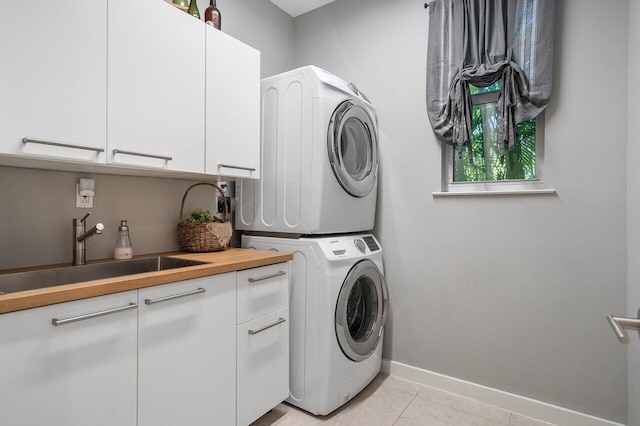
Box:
[187,0,200,18]
[205,0,221,30]
[114,220,133,260]
[172,0,189,11]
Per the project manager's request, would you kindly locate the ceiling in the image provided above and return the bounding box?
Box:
[269,0,337,17]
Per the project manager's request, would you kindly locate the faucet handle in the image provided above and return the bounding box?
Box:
[80,212,92,223]
[95,223,105,234]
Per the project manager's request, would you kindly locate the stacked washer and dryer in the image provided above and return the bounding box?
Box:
[237,66,388,416]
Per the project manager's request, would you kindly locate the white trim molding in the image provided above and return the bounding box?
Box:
[433,188,556,197]
[381,359,625,426]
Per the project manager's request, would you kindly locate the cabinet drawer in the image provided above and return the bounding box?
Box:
[237,262,289,324]
[237,307,289,426]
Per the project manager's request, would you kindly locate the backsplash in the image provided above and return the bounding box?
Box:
[0,166,229,270]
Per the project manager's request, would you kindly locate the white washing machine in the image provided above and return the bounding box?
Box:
[236,66,379,235]
[242,233,388,416]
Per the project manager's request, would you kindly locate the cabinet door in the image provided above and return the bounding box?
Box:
[108,0,205,173]
[138,274,236,426]
[205,27,261,179]
[0,1,107,163]
[0,292,138,426]
[237,307,290,426]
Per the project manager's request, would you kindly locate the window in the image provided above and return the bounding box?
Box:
[444,82,545,192]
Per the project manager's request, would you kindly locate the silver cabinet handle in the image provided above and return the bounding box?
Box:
[23,137,105,153]
[248,318,286,335]
[248,271,286,283]
[52,303,137,326]
[218,163,256,172]
[607,314,640,344]
[112,149,172,161]
[144,287,206,305]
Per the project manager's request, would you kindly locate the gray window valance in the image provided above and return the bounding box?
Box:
[426,0,554,158]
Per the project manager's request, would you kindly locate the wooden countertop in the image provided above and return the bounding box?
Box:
[0,248,293,314]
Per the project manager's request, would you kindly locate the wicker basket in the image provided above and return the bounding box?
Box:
[177,183,233,252]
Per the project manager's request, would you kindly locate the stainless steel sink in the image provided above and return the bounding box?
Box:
[0,256,210,295]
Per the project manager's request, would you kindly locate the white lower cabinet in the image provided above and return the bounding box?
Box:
[236,264,290,426]
[0,263,290,426]
[237,307,290,426]
[0,291,138,426]
[138,273,236,426]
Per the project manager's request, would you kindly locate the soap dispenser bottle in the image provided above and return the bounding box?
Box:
[114,220,133,260]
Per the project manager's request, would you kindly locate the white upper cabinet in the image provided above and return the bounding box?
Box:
[108,0,205,173]
[0,1,107,163]
[205,27,261,179]
[0,0,261,179]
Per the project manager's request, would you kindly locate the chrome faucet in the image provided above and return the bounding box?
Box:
[73,212,104,266]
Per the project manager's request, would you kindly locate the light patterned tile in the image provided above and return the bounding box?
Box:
[357,375,420,402]
[272,409,347,426]
[393,416,429,426]
[399,397,505,426]
[509,413,556,426]
[370,373,423,396]
[416,386,511,424]
[250,404,290,426]
[251,376,530,426]
[333,391,414,426]
[251,402,353,426]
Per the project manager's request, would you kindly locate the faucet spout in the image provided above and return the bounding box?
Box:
[73,215,104,266]
[77,223,105,243]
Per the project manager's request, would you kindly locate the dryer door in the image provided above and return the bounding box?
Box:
[327,100,378,198]
[335,259,388,362]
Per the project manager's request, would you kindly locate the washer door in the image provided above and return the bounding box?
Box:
[335,259,389,362]
[327,100,378,198]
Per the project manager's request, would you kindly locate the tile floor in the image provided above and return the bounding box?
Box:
[251,374,556,426]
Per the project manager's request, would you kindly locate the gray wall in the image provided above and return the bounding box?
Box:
[196,0,295,77]
[0,0,294,270]
[294,0,629,422]
[0,0,633,422]
[628,0,640,424]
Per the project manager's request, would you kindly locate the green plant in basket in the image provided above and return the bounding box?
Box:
[184,208,214,224]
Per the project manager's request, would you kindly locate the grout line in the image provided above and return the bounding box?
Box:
[392,387,421,425]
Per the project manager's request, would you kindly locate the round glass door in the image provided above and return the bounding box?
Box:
[335,259,388,362]
[327,100,378,198]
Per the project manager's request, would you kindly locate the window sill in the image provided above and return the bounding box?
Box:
[432,188,556,197]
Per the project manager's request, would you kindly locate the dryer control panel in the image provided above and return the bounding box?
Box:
[316,234,381,261]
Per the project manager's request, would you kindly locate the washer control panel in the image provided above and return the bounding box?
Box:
[362,236,379,252]
[317,234,381,260]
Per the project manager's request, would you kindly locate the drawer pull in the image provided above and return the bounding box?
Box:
[248,271,286,283]
[218,163,256,172]
[23,137,105,153]
[144,287,206,305]
[112,149,172,161]
[248,318,286,335]
[52,303,137,326]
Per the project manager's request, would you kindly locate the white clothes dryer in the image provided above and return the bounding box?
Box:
[236,66,379,235]
[242,233,388,416]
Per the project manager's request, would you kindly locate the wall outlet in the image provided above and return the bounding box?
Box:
[76,184,93,208]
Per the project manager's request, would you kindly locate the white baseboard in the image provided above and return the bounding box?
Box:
[381,359,625,426]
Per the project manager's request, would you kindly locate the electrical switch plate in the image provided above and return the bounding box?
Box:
[76,184,94,208]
